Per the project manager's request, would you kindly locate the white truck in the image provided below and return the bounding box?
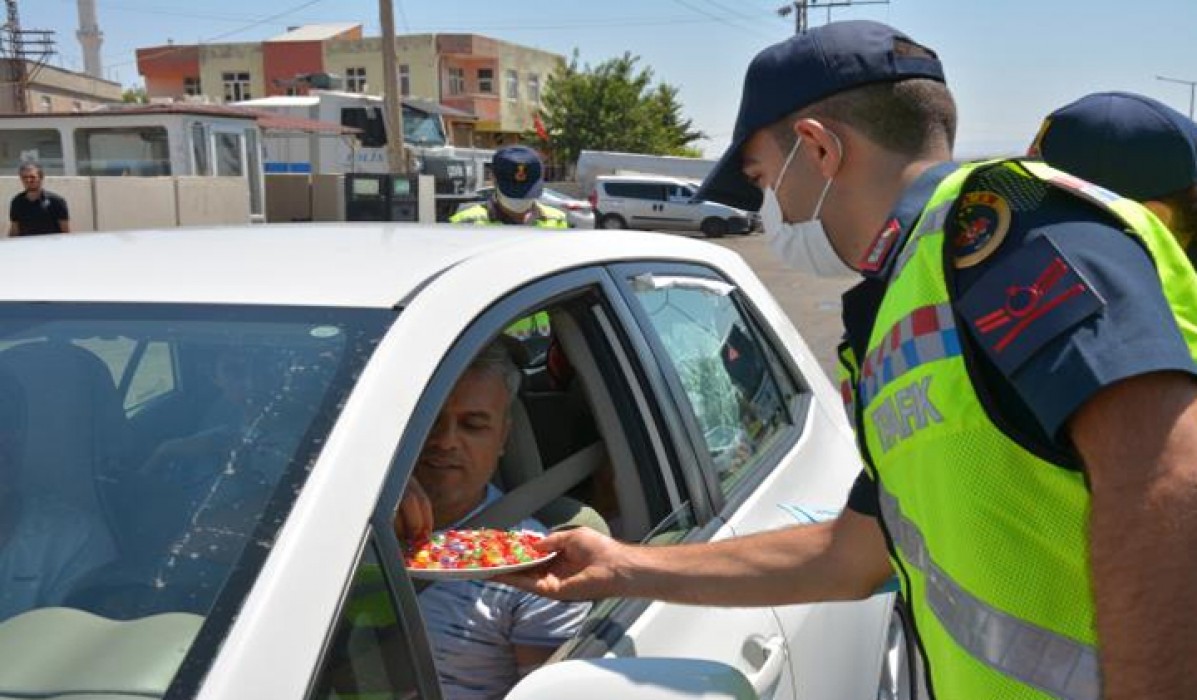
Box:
[235,90,489,216]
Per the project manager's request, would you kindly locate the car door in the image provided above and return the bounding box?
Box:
[623,183,673,231]
[660,183,700,231]
[608,261,895,699]
[551,267,797,700]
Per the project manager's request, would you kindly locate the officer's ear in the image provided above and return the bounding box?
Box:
[794,118,844,179]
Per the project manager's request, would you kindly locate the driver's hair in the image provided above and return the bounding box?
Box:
[468,340,522,408]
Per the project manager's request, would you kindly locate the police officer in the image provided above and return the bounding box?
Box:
[495,21,1197,699]
[1030,91,1197,268]
[450,145,568,228]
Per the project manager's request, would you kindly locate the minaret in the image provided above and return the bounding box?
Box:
[75,0,102,78]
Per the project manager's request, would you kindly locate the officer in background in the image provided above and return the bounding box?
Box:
[499,21,1197,699]
[451,145,568,228]
[1030,91,1197,268]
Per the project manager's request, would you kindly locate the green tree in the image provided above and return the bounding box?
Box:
[121,86,148,104]
[534,52,706,164]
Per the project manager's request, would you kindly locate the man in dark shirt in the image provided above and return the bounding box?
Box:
[9,162,70,237]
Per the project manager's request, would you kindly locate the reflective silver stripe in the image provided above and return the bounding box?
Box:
[892,201,951,280]
[878,487,1100,700]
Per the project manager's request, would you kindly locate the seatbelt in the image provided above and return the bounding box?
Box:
[460,441,606,530]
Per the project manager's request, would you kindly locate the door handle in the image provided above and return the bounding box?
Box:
[743,634,787,697]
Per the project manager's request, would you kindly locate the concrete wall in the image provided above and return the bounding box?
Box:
[0,176,96,233]
[0,176,250,232]
[312,174,344,222]
[265,174,313,222]
[93,178,177,231]
[176,177,251,226]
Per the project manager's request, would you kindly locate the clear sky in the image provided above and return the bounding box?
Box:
[24,0,1197,159]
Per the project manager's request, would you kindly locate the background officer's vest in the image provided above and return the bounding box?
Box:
[449,202,568,229]
[838,159,1197,699]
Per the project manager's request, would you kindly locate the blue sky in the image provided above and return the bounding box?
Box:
[24,0,1197,159]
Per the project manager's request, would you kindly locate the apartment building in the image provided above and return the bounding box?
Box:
[136,25,563,148]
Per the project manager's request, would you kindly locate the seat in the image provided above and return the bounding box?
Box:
[0,341,129,535]
[480,392,609,536]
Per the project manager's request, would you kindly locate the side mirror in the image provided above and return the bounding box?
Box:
[508,657,758,700]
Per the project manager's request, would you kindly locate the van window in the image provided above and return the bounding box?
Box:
[604,182,667,201]
[341,108,388,149]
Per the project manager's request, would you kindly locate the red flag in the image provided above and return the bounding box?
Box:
[534,113,549,142]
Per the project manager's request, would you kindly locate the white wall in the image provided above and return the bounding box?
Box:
[3,176,253,233]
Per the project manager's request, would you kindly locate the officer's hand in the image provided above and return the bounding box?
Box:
[393,478,434,542]
[497,527,633,601]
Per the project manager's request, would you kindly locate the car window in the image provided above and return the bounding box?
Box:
[627,277,790,495]
[603,182,666,201]
[0,303,391,696]
[309,542,422,700]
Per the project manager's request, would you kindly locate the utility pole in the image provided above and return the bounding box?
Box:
[777,0,891,34]
[1,0,56,113]
[378,0,407,174]
[1157,75,1197,120]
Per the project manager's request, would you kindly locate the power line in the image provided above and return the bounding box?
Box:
[667,0,779,40]
[395,0,410,33]
[107,0,331,70]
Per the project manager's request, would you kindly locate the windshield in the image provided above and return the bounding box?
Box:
[402,105,446,147]
[0,303,391,699]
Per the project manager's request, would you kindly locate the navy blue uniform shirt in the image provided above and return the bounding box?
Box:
[845,160,1197,516]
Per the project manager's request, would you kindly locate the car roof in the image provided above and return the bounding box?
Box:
[0,224,724,308]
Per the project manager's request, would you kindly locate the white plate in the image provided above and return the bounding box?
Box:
[407,551,556,581]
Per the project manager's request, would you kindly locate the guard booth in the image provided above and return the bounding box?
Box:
[344,173,422,222]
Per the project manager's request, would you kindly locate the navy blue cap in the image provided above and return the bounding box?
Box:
[1031,91,1197,201]
[697,20,945,212]
[492,145,544,199]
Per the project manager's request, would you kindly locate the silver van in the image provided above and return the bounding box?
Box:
[590,174,755,237]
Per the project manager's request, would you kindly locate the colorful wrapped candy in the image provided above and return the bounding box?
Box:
[404,528,547,571]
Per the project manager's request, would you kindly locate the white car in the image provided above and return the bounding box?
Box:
[591,174,755,237]
[0,225,908,700]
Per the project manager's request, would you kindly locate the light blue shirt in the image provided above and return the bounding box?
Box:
[418,485,590,700]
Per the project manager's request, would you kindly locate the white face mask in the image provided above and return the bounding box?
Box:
[497,192,536,215]
[759,135,856,279]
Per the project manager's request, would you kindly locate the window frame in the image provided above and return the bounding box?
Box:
[505,69,519,101]
[345,67,367,93]
[477,67,494,94]
[221,72,251,102]
[608,261,812,516]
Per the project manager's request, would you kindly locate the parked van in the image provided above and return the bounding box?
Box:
[590,174,754,237]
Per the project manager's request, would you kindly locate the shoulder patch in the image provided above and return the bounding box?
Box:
[952,190,1011,268]
[956,235,1106,376]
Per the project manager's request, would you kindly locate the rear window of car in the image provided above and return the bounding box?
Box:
[602,182,667,201]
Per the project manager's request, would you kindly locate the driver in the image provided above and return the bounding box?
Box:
[395,340,589,699]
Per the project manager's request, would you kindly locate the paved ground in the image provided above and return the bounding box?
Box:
[704,232,854,381]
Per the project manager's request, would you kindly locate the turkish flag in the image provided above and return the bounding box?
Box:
[534,113,549,142]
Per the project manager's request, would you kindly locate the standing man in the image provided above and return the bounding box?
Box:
[1030,91,1197,268]
[451,146,568,228]
[9,162,70,237]
[499,21,1197,699]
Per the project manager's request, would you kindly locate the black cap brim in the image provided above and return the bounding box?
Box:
[696,133,761,212]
